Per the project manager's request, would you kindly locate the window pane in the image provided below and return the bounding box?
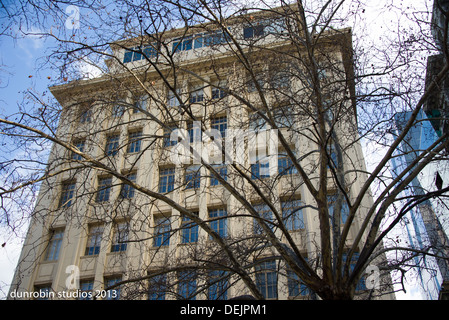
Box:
[281,200,305,230]
[154,217,171,247]
[209,208,227,238]
[111,222,129,252]
[96,177,112,202]
[45,229,64,261]
[159,168,175,193]
[85,225,104,256]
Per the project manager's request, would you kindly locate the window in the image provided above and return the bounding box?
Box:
[208,270,229,300]
[79,280,94,300]
[210,164,227,186]
[287,269,309,297]
[251,158,270,179]
[133,95,148,113]
[326,143,340,169]
[253,203,274,234]
[187,121,201,144]
[127,131,142,153]
[111,222,129,252]
[104,276,121,300]
[173,36,193,53]
[163,125,178,147]
[85,225,104,256]
[209,208,227,238]
[255,260,278,299]
[167,89,181,107]
[189,85,204,104]
[185,165,200,190]
[247,74,265,92]
[45,229,64,261]
[271,69,290,89]
[154,216,171,247]
[281,200,305,231]
[120,172,137,199]
[34,285,54,300]
[243,24,265,39]
[328,195,349,226]
[148,274,167,300]
[178,271,197,300]
[59,181,76,208]
[181,212,198,244]
[159,167,175,193]
[211,115,227,139]
[112,103,125,117]
[211,81,227,99]
[96,176,112,202]
[123,45,158,63]
[105,134,120,157]
[79,108,91,123]
[342,253,366,291]
[249,111,268,132]
[71,139,85,160]
[278,152,298,176]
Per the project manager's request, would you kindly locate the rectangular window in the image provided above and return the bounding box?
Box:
[181,212,198,244]
[71,139,85,161]
[255,260,278,299]
[96,176,112,202]
[79,280,94,300]
[111,222,129,252]
[120,172,137,199]
[153,216,171,247]
[45,229,64,261]
[189,85,204,104]
[209,208,227,238]
[251,159,270,179]
[211,115,227,139]
[167,89,181,107]
[287,269,309,297]
[133,95,148,113]
[105,134,120,157]
[281,199,305,230]
[79,108,91,123]
[208,270,229,300]
[243,25,265,39]
[211,81,227,99]
[112,103,125,117]
[104,276,121,300]
[172,36,193,53]
[178,271,197,300]
[159,167,175,193]
[210,164,227,186]
[59,181,76,208]
[342,253,366,291]
[278,152,298,176]
[85,225,104,256]
[328,195,349,226]
[148,274,167,300]
[127,131,142,153]
[187,121,201,144]
[249,111,268,132]
[185,165,200,190]
[34,285,53,300]
[253,203,274,234]
[163,125,178,147]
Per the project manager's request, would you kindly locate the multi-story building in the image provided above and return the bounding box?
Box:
[390,111,449,299]
[8,5,392,300]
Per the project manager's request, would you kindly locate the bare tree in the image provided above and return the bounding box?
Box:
[1,0,449,300]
